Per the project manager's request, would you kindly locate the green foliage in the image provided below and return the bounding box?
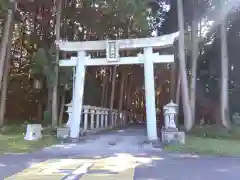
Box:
[43,110,51,124]
[70,0,155,39]
[31,47,55,85]
[0,0,9,12]
[100,0,150,31]
[0,124,25,134]
[59,67,73,88]
[31,47,73,89]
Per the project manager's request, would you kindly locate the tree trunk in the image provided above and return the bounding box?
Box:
[0,2,15,92]
[104,69,109,107]
[0,40,12,125]
[58,89,66,126]
[118,69,126,110]
[37,99,43,120]
[0,2,15,126]
[0,32,13,125]
[126,74,132,110]
[101,68,107,107]
[110,66,117,104]
[47,86,52,113]
[170,62,176,101]
[175,70,181,126]
[190,16,198,125]
[52,0,63,127]
[177,0,193,131]
[220,7,231,129]
[123,71,129,109]
[176,71,181,106]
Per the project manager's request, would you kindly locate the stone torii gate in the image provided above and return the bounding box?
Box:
[56,32,179,141]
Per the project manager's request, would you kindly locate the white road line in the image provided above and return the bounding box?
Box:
[72,163,93,175]
[64,163,93,180]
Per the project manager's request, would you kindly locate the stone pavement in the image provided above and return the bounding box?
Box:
[1,127,240,180]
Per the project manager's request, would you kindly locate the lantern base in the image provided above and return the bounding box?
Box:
[161,129,185,145]
[57,127,70,139]
[162,126,178,132]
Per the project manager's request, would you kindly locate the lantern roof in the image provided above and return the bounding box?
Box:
[165,100,178,108]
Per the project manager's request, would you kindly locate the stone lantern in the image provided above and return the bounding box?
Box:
[163,100,178,131]
[65,100,73,127]
[33,79,42,90]
[162,101,185,145]
[64,84,71,91]
[57,100,72,139]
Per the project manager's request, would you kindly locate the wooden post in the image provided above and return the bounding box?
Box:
[83,107,89,131]
[101,108,104,128]
[104,109,108,127]
[96,107,100,128]
[90,109,95,129]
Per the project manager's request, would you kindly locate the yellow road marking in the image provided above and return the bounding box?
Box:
[5,154,158,180]
[5,159,91,180]
[80,155,136,180]
[6,174,65,180]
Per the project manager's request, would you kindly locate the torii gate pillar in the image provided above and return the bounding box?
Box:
[144,47,157,140]
[70,51,86,138]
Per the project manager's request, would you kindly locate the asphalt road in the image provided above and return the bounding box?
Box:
[1,127,240,180]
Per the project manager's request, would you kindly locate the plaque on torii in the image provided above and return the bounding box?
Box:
[106,40,119,62]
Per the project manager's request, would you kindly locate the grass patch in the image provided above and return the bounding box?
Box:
[165,136,240,156]
[165,125,240,156]
[189,125,240,140]
[0,125,58,154]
